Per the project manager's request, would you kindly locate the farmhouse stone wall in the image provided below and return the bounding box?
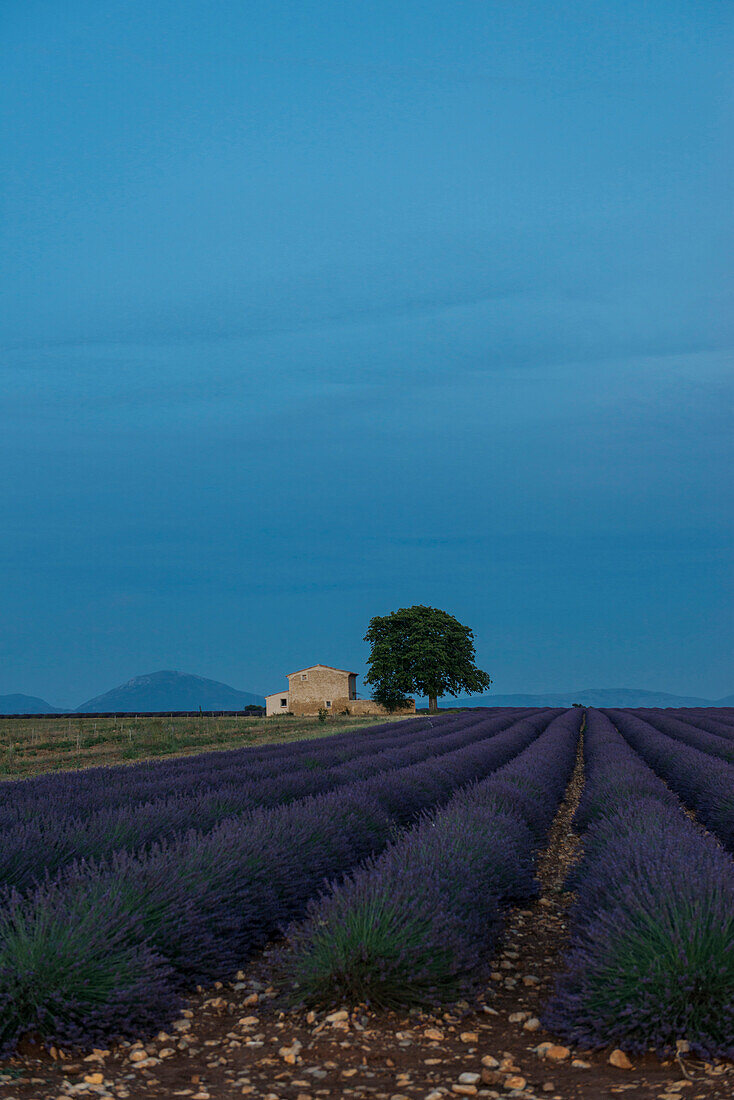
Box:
[265,691,292,716]
[265,663,415,717]
[287,666,356,706]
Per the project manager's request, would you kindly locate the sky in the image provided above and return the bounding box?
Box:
[1,0,732,707]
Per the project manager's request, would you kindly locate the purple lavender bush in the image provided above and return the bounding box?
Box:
[656,709,734,739]
[606,709,734,852]
[0,712,471,826]
[0,710,487,826]
[0,710,545,893]
[281,710,581,1008]
[0,879,180,1056]
[572,711,678,834]
[635,710,734,764]
[545,710,734,1058]
[0,712,553,1051]
[282,806,534,1008]
[545,804,734,1057]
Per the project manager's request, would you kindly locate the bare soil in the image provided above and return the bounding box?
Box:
[1,736,731,1100]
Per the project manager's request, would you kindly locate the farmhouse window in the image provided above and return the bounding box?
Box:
[280,698,287,708]
[325,700,332,707]
[301,674,308,680]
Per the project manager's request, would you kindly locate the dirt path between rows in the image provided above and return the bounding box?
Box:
[1,730,732,1100]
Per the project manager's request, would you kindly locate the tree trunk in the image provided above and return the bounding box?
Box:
[428,694,438,713]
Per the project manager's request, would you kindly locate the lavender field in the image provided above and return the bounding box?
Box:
[1,705,733,1077]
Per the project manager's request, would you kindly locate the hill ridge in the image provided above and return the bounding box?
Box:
[0,693,66,715]
[454,687,729,708]
[75,669,265,713]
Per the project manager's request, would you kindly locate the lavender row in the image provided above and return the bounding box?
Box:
[0,710,553,1053]
[281,709,582,1008]
[0,710,451,819]
[0,710,458,816]
[0,712,546,894]
[647,708,734,740]
[676,707,734,727]
[544,709,734,1057]
[0,709,530,830]
[629,710,734,764]
[0,713,477,830]
[604,709,734,852]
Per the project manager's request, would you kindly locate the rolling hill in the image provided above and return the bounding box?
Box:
[75,670,265,713]
[455,687,725,708]
[0,694,65,715]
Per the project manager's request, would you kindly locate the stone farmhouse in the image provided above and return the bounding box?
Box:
[265,664,415,717]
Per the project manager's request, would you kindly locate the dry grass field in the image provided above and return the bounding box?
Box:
[0,712,408,779]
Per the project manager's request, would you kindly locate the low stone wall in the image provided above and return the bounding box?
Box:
[346,698,416,717]
[289,696,415,717]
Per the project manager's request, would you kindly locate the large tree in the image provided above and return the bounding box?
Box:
[363,605,491,713]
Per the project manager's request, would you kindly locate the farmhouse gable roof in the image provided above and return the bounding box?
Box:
[287,664,357,677]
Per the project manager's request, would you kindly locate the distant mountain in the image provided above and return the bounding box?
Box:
[454,687,725,709]
[5,675,730,716]
[0,694,65,715]
[76,670,265,713]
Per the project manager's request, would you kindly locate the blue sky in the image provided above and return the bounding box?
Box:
[2,0,732,706]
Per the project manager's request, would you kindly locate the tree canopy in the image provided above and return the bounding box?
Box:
[363,605,491,712]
